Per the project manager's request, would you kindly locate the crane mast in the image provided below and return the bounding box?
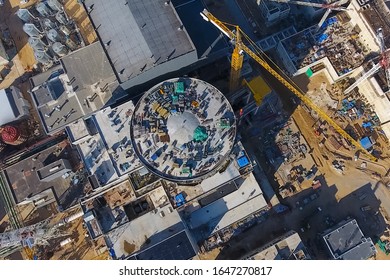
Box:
[377,28,390,90]
[344,28,390,95]
[268,0,348,11]
[230,26,244,92]
[200,9,377,162]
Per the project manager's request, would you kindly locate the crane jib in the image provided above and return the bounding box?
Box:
[201,10,377,162]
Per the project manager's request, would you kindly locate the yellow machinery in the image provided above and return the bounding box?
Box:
[229,26,244,92]
[200,10,377,162]
[24,246,35,260]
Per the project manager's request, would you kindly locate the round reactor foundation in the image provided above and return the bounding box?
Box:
[130,78,237,183]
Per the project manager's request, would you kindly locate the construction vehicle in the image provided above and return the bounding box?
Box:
[268,0,350,28]
[200,10,377,162]
[344,28,390,95]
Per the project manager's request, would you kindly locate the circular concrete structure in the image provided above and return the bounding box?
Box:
[130,78,236,183]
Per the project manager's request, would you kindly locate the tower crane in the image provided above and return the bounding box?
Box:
[200,9,377,162]
[268,0,349,29]
[344,28,390,95]
[0,210,83,259]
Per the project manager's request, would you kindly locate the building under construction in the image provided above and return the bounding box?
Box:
[277,0,390,140]
[130,77,237,183]
[277,10,377,79]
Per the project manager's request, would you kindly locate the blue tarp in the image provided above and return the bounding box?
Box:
[317,33,328,43]
[342,99,356,110]
[109,248,117,259]
[237,156,250,168]
[360,136,373,150]
[321,17,338,29]
[362,122,373,128]
[175,193,186,206]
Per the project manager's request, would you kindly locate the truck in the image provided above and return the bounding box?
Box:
[312,180,322,190]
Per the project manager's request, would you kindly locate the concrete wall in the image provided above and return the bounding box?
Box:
[276,42,298,75]
[348,0,380,54]
[257,0,290,25]
[120,51,198,91]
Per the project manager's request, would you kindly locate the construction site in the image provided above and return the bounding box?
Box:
[0,0,390,261]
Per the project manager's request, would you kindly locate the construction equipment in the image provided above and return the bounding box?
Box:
[344,28,390,95]
[229,26,244,92]
[269,0,349,28]
[0,208,83,259]
[200,9,377,162]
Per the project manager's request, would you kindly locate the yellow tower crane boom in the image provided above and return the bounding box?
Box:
[200,9,377,162]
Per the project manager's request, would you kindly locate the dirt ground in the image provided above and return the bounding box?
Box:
[0,0,97,89]
[211,57,390,259]
[0,0,38,89]
[63,0,97,45]
[375,244,390,260]
[21,206,109,260]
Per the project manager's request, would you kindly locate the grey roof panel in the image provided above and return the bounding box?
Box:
[323,219,376,260]
[31,42,121,134]
[340,239,376,260]
[135,231,196,260]
[84,0,195,83]
[61,41,117,92]
[30,65,63,88]
[325,220,364,256]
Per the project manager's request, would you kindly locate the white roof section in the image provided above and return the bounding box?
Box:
[108,204,185,258]
[0,89,18,126]
[200,161,241,193]
[382,122,390,140]
[360,78,390,121]
[93,102,141,176]
[189,173,267,234]
[77,130,118,186]
[66,119,90,144]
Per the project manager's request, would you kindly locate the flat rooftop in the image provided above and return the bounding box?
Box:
[31,42,122,134]
[3,140,88,209]
[36,159,70,181]
[0,87,23,126]
[84,0,195,83]
[188,173,267,235]
[61,42,119,108]
[133,230,196,260]
[66,119,90,143]
[107,204,185,259]
[322,219,377,260]
[76,126,118,187]
[280,15,368,76]
[247,231,310,260]
[93,102,141,176]
[130,78,236,182]
[200,160,241,193]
